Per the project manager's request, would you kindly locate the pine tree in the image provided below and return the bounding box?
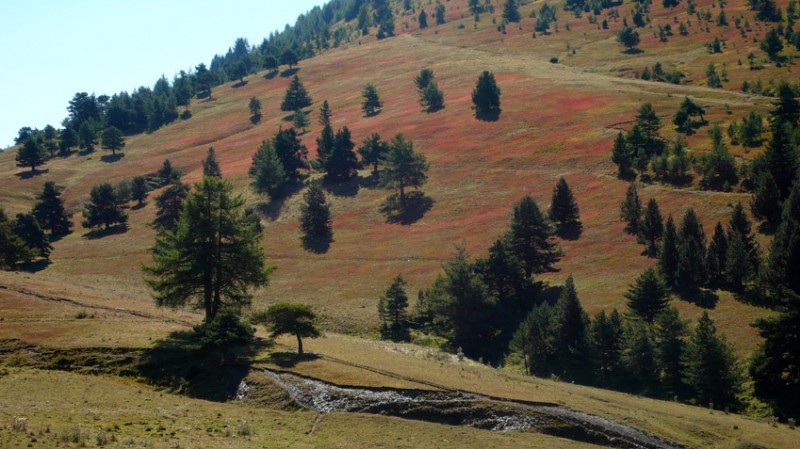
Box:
[625,267,671,323]
[769,80,800,128]
[361,83,383,117]
[471,71,501,118]
[612,133,633,177]
[292,110,310,132]
[751,171,783,224]
[248,96,262,121]
[706,222,728,284]
[677,208,707,286]
[157,159,182,186]
[637,198,664,256]
[33,182,72,235]
[548,177,581,233]
[318,100,332,128]
[249,140,287,199]
[653,306,688,398]
[760,182,800,301]
[659,216,680,285]
[622,322,659,393]
[13,212,51,261]
[435,3,446,24]
[420,81,445,112]
[380,134,429,208]
[552,275,591,380]
[507,195,562,278]
[15,139,46,172]
[418,9,428,28]
[700,127,738,190]
[144,177,271,322]
[78,122,97,152]
[273,127,308,177]
[414,68,435,93]
[81,183,128,230]
[378,274,411,341]
[100,126,125,156]
[280,75,313,112]
[684,312,741,409]
[591,309,624,386]
[620,183,642,234]
[511,303,555,375]
[202,147,222,177]
[325,127,359,182]
[300,182,333,250]
[763,122,799,199]
[725,232,751,291]
[59,127,78,155]
[727,202,759,269]
[316,123,335,165]
[0,209,32,269]
[358,132,389,174]
[153,182,190,232]
[503,0,521,23]
[131,176,148,206]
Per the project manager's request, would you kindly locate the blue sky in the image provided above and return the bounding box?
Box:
[0,0,323,148]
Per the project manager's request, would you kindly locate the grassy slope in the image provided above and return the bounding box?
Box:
[1,0,797,349]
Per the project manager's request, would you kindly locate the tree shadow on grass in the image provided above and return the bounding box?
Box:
[325,176,360,197]
[250,114,262,125]
[138,330,273,402]
[253,178,306,221]
[100,153,125,163]
[231,80,248,88]
[673,285,719,309]
[623,48,644,55]
[17,258,51,273]
[302,234,333,254]
[267,351,320,368]
[475,110,501,122]
[556,222,583,241]
[264,71,278,80]
[380,191,434,225]
[359,172,381,189]
[131,202,147,211]
[82,224,128,240]
[15,168,48,180]
[280,68,299,78]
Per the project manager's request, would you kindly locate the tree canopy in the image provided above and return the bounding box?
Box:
[252,303,321,355]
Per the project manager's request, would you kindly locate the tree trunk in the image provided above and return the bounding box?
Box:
[296,334,304,355]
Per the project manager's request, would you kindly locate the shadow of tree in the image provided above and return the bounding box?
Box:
[380,191,434,225]
[267,351,320,368]
[17,258,51,273]
[253,177,306,221]
[325,176,360,197]
[302,234,333,254]
[15,168,48,179]
[100,153,125,163]
[250,114,262,125]
[82,224,129,240]
[556,222,583,241]
[138,330,273,401]
[674,285,719,309]
[359,173,381,189]
[280,68,299,78]
[232,80,249,88]
[623,48,644,55]
[131,202,147,211]
[264,71,278,80]
[475,110,501,122]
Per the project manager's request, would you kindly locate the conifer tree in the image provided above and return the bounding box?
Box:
[507,195,562,278]
[677,209,707,286]
[414,68,435,93]
[620,183,642,234]
[592,309,624,386]
[420,81,445,112]
[273,127,307,176]
[622,322,659,393]
[358,132,389,174]
[380,134,429,208]
[325,127,359,182]
[511,303,555,375]
[612,133,633,177]
[637,198,663,256]
[378,274,411,341]
[78,122,97,152]
[249,96,262,121]
[33,181,72,236]
[131,176,148,206]
[361,84,383,117]
[59,127,78,155]
[659,216,680,285]
[13,212,51,261]
[503,0,521,22]
[316,123,335,165]
[300,182,333,250]
[0,209,32,269]
[684,312,741,409]
[153,182,190,232]
[700,126,738,190]
[157,159,182,186]
[653,306,688,398]
[724,232,751,291]
[760,182,800,301]
[763,122,799,200]
[706,222,728,284]
[249,140,286,198]
[100,126,125,156]
[16,139,46,172]
[252,303,321,355]
[552,276,591,380]
[435,3,446,24]
[727,202,759,268]
[81,183,128,230]
[751,171,783,224]
[769,80,800,128]
[548,177,581,233]
[418,9,428,28]
[471,71,501,118]
[625,267,670,323]
[202,147,222,177]
[318,100,332,128]
[280,75,313,112]
[292,110,310,132]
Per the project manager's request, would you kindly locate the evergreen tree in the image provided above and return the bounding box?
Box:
[0,209,32,269]
[700,126,738,190]
[263,55,279,73]
[769,80,800,128]
[620,183,642,234]
[131,176,148,206]
[59,127,78,155]
[153,182,190,232]
[637,198,664,256]
[760,28,784,61]
[622,322,659,393]
[380,134,429,208]
[418,9,428,28]
[548,177,581,233]
[144,177,272,322]
[81,183,128,230]
[157,159,182,186]
[625,267,670,324]
[612,133,633,177]
[202,147,222,178]
[316,123,335,165]
[273,127,308,176]
[100,126,125,156]
[659,216,680,285]
[280,48,299,68]
[684,312,741,409]
[280,75,313,112]
[318,100,332,128]
[475,238,531,327]
[358,132,389,174]
[13,212,51,261]
[552,276,592,380]
[378,274,411,341]
[300,181,333,250]
[15,139,46,172]
[415,68,435,93]
[677,208,707,286]
[653,306,688,398]
[591,309,624,386]
[763,122,799,200]
[727,202,759,269]
[435,3,446,24]
[249,140,287,199]
[706,222,728,284]
[503,0,521,22]
[325,127,359,182]
[617,26,641,50]
[33,182,72,235]
[361,83,383,117]
[511,303,555,375]
[252,303,320,355]
[420,81,445,112]
[725,232,751,291]
[507,195,562,278]
[248,96,262,120]
[471,71,501,118]
[760,182,800,301]
[292,110,310,132]
[78,122,97,152]
[751,171,783,224]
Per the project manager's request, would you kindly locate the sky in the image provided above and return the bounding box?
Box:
[0,0,324,149]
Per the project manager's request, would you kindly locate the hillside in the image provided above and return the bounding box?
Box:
[1,0,800,446]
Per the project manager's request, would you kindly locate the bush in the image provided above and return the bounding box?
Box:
[549,57,559,63]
